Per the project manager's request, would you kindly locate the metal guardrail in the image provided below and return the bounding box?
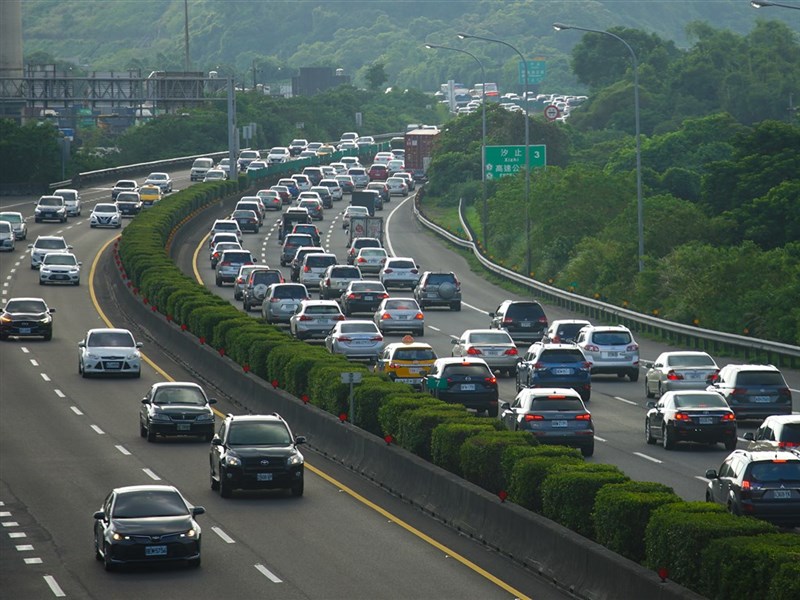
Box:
[412,198,800,368]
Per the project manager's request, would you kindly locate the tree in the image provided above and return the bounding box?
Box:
[364,62,388,91]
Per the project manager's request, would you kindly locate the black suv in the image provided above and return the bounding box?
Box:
[490,300,548,344]
[210,414,306,498]
[705,449,800,527]
[413,271,462,311]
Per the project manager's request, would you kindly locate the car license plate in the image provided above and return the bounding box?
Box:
[602,352,622,358]
[352,340,369,345]
[257,472,273,482]
[686,372,702,379]
[699,417,713,425]
[105,361,121,369]
[19,327,31,334]
[177,423,191,431]
[552,368,573,375]
[552,420,568,428]
[364,295,373,301]
[752,396,772,403]
[397,378,419,384]
[398,315,409,320]
[145,545,167,556]
[409,368,422,374]
[773,490,792,499]
[283,304,296,312]
[521,321,532,328]
[461,383,476,391]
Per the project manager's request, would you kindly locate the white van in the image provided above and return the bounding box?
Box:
[190,157,215,181]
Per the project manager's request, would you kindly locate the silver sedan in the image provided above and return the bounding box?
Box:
[325,320,384,361]
[451,329,520,374]
[644,351,719,398]
[289,300,344,340]
[373,297,425,336]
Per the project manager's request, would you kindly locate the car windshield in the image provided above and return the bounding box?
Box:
[673,394,728,409]
[468,332,512,344]
[667,354,715,367]
[39,198,61,206]
[36,239,67,249]
[228,422,292,445]
[87,331,135,347]
[592,331,632,345]
[95,204,117,212]
[113,490,187,518]
[394,348,436,361]
[528,398,585,411]
[736,371,786,386]
[153,387,206,406]
[44,254,77,266]
[442,365,490,378]
[6,300,47,313]
[749,462,800,483]
[0,214,22,223]
[272,286,307,299]
[540,349,586,362]
[384,300,419,311]
[341,323,378,334]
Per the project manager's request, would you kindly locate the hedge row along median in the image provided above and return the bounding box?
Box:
[116,154,795,599]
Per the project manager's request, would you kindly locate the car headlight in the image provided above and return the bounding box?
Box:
[0,315,11,324]
[34,208,42,214]
[287,451,304,466]
[126,351,140,360]
[111,531,128,541]
[150,412,171,422]
[181,528,197,538]
[86,352,100,360]
[196,413,214,422]
[225,454,241,467]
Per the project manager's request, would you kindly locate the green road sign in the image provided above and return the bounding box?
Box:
[484,145,546,179]
[519,60,547,85]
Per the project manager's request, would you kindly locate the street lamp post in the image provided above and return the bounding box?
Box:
[553,23,645,273]
[750,0,800,9]
[425,43,489,250]
[183,0,190,71]
[458,33,532,276]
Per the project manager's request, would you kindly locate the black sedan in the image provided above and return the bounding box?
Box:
[93,485,204,571]
[230,209,260,233]
[646,390,737,450]
[139,382,218,442]
[340,281,389,316]
[0,297,55,341]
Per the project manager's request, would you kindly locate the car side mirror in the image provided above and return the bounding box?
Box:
[253,258,258,262]
[208,398,218,405]
[743,432,754,441]
[450,339,458,345]
[653,363,662,368]
[646,401,656,409]
[499,401,510,411]
[295,435,307,445]
[93,511,105,520]
[705,469,718,479]
[211,438,222,446]
[136,342,143,348]
[78,341,85,347]
[191,507,206,517]
[488,312,495,318]
[49,308,56,313]
[141,398,150,405]
[78,262,83,266]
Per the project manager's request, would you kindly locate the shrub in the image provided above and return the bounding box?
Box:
[645,502,776,590]
[769,561,800,600]
[593,481,680,562]
[499,444,569,487]
[507,449,584,512]
[211,316,256,352]
[460,430,536,494]
[700,533,800,599]
[307,363,363,415]
[430,422,496,475]
[265,342,306,387]
[541,464,629,537]
[396,405,469,460]
[352,380,412,436]
[378,394,441,437]
[283,350,338,396]
[245,333,292,378]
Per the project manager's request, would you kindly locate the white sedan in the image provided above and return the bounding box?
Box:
[39,252,81,286]
[78,328,142,378]
[89,203,122,228]
[325,320,384,361]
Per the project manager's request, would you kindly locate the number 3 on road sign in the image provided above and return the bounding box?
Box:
[544,104,560,121]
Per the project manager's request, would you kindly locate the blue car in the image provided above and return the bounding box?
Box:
[515,343,592,402]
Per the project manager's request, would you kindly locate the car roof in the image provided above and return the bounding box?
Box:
[759,415,800,425]
[730,449,800,461]
[724,363,781,372]
[434,357,490,367]
[518,388,584,400]
[114,484,180,495]
[150,381,204,391]
[384,341,434,352]
[87,327,133,335]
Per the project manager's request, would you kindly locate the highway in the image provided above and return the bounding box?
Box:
[1,163,798,598]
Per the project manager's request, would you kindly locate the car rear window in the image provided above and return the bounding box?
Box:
[529,398,585,411]
[426,273,456,284]
[673,394,728,409]
[306,255,336,268]
[748,461,800,482]
[222,252,252,263]
[237,202,260,211]
[553,324,588,339]
[284,235,312,246]
[305,305,342,315]
[341,323,378,334]
[506,302,545,319]
[354,239,381,249]
[468,332,513,344]
[540,349,586,363]
[780,424,800,443]
[394,348,436,361]
[442,365,491,378]
[215,222,238,231]
[272,286,307,299]
[384,300,419,310]
[735,371,786,386]
[667,354,716,367]
[332,267,360,278]
[252,271,281,285]
[592,331,632,345]
[351,282,385,292]
[388,260,415,269]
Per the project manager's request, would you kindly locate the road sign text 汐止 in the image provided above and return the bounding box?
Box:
[484,145,546,180]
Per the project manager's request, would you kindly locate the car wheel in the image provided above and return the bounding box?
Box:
[645,419,656,444]
[291,480,304,497]
[219,475,233,498]
[662,425,675,450]
[724,436,737,451]
[645,379,655,399]
[188,556,201,568]
[487,405,498,418]
[705,490,713,503]
[215,278,222,287]
[451,302,461,311]
[628,369,639,382]
[94,537,102,561]
[139,422,147,438]
[243,300,250,312]
[146,427,156,442]
[103,544,114,571]
[43,331,52,341]
[581,443,594,457]
[416,328,424,337]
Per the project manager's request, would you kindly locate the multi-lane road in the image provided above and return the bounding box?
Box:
[1,163,797,599]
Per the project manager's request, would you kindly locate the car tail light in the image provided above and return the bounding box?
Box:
[414,313,424,320]
[721,413,735,421]
[778,387,791,397]
[379,293,390,299]
[466,347,482,355]
[411,269,418,274]
[667,370,684,380]
[347,293,356,300]
[325,278,331,285]
[582,361,593,369]
[674,412,691,421]
[575,413,592,421]
[532,362,545,371]
[502,317,513,324]
[708,370,720,382]
[358,257,366,263]
[381,313,392,320]
[298,315,313,321]
[383,268,393,273]
[304,266,310,272]
[585,344,600,352]
[538,316,547,323]
[504,347,519,356]
[524,414,544,421]
[236,277,244,284]
[485,376,497,385]
[371,336,384,342]
[732,388,747,396]
[627,343,639,351]
[270,297,281,302]
[220,261,230,267]
[778,441,800,448]
[338,336,352,342]
[552,335,561,343]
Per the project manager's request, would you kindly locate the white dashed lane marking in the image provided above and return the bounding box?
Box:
[70,407,83,416]
[633,452,663,464]
[142,468,161,481]
[212,527,236,543]
[255,563,283,583]
[614,396,637,406]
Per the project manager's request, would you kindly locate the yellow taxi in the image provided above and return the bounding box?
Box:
[138,184,163,208]
[375,336,438,389]
[316,145,337,157]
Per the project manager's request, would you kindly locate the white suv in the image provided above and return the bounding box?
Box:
[575,325,640,381]
[28,235,72,269]
[379,257,420,290]
[299,253,337,288]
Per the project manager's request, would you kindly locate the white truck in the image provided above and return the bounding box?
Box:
[348,215,384,247]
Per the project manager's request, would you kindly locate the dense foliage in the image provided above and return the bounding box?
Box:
[0,119,60,184]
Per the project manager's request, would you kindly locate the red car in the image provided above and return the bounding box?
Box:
[367,164,389,181]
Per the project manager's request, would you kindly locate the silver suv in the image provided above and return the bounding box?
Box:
[261,283,311,324]
[299,253,337,288]
[34,195,67,223]
[52,188,81,216]
[28,235,72,269]
[214,249,256,287]
[575,325,640,382]
[319,264,362,299]
[413,271,462,311]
